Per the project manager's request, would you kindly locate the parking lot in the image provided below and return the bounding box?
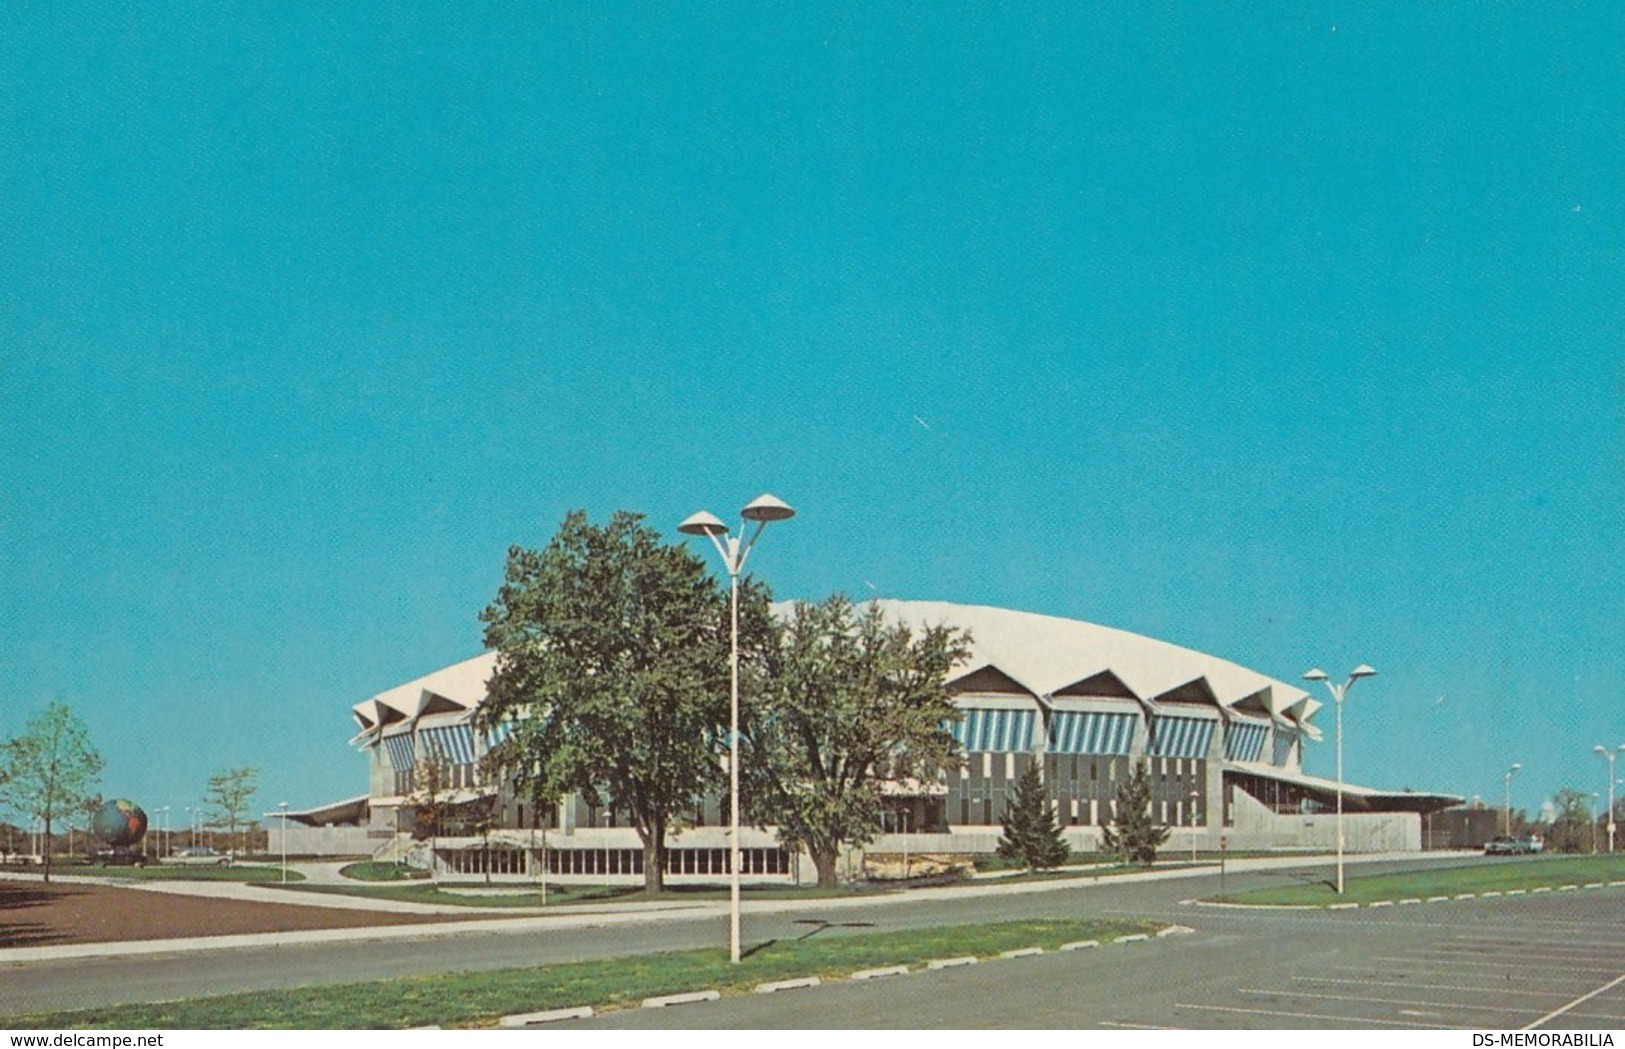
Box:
[1173,902,1625,1029]
[564,884,1625,1029]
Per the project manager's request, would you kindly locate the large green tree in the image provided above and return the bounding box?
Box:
[479,510,755,893]
[742,596,970,889]
[2,700,104,882]
[1100,759,1169,867]
[203,767,258,857]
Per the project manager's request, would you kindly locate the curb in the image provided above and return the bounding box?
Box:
[499,1006,595,1026]
[642,990,721,1008]
[926,956,978,970]
[465,923,1188,1027]
[851,965,908,980]
[1190,878,1625,913]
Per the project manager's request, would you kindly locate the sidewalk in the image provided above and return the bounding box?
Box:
[0,850,1454,966]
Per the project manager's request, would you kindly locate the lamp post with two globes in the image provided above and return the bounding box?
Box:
[1594,745,1624,853]
[1504,763,1522,837]
[679,494,795,965]
[1302,664,1377,895]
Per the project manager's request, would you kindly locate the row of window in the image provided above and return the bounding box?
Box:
[435,846,793,877]
[392,763,478,796]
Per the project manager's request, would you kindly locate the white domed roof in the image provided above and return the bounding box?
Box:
[866,600,1315,731]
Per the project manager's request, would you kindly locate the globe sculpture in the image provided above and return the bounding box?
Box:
[92,798,148,847]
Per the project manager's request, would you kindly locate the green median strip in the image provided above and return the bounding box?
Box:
[1209,854,1625,907]
[7,918,1156,1030]
[77,866,307,884]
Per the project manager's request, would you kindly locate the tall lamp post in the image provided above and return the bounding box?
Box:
[1303,665,1377,895]
[1503,763,1522,837]
[1595,745,1624,853]
[1188,789,1200,863]
[680,493,795,965]
[277,802,289,884]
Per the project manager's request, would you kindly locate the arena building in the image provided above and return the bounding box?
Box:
[337,601,1459,881]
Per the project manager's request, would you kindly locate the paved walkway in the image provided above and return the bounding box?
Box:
[0,851,1462,966]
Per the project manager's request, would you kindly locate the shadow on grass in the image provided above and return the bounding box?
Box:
[0,883,81,947]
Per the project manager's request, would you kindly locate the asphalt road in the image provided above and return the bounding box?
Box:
[5,853,1608,1029]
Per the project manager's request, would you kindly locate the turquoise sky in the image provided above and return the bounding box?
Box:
[2,4,1620,825]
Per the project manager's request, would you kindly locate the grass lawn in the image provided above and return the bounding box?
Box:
[336,861,431,882]
[9,917,1160,1029]
[86,865,307,884]
[297,851,1234,908]
[1213,853,1625,906]
[278,879,883,908]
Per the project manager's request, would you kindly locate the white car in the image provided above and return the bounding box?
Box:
[166,846,233,866]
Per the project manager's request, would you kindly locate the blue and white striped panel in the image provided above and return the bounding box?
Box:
[1271,729,1297,766]
[1147,716,1216,759]
[381,733,416,772]
[1048,711,1138,755]
[1224,722,1269,763]
[420,724,478,766]
[952,709,1037,753]
[483,719,516,751]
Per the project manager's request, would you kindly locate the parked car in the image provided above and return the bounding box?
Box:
[167,846,233,866]
[1485,835,1540,855]
[95,847,150,867]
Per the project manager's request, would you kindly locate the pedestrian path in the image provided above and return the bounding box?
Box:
[0,850,1455,966]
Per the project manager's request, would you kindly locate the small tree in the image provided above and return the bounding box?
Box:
[996,762,1071,871]
[203,768,258,857]
[1,700,104,883]
[1545,789,1593,854]
[408,752,453,878]
[1100,760,1169,867]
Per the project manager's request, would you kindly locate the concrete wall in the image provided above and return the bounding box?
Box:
[1228,788,1420,852]
[269,825,379,858]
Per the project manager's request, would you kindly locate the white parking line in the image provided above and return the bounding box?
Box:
[1295,976,1564,998]
[1416,946,1625,965]
[1175,1002,1453,1028]
[1101,1021,1182,1030]
[1240,987,1534,1018]
[1524,972,1625,1030]
[1369,954,1620,975]
[1451,935,1625,954]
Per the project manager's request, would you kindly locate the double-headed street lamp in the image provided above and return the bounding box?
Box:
[1595,744,1624,853]
[1504,763,1522,837]
[1303,664,1377,895]
[1188,789,1200,863]
[278,802,289,884]
[680,493,795,965]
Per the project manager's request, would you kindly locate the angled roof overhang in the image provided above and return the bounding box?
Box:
[1226,688,1275,722]
[947,663,1041,705]
[1226,762,1462,813]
